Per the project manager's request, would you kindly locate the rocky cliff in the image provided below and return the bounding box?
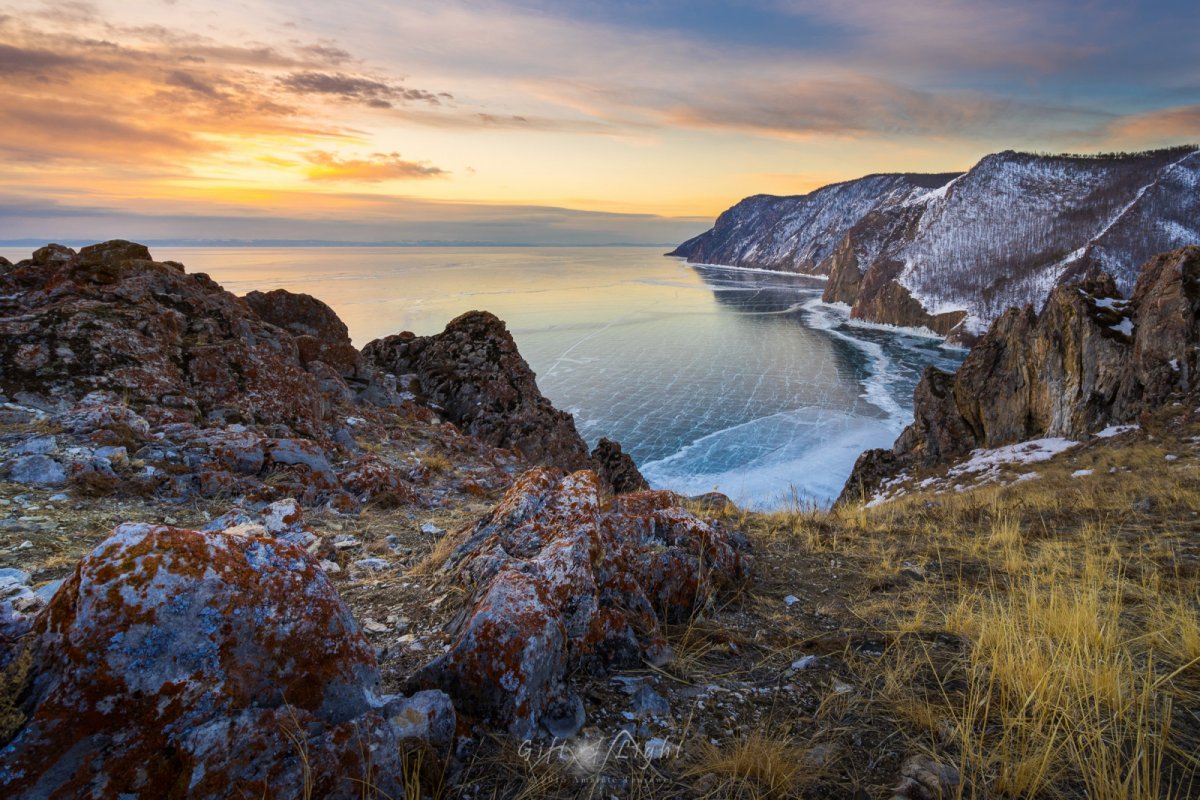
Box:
[362,311,594,474]
[838,245,1200,504]
[0,242,644,503]
[674,147,1200,342]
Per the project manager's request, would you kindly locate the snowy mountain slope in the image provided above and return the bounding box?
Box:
[668,172,960,274]
[674,147,1200,341]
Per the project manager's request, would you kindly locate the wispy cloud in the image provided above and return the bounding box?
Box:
[279,72,451,108]
[303,151,447,181]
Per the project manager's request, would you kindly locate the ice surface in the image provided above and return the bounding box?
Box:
[150,246,965,509]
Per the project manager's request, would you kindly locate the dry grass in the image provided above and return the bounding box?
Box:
[420,451,453,475]
[809,420,1200,799]
[686,729,810,799]
[408,529,464,577]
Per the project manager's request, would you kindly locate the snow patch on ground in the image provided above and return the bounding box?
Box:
[1095,424,1139,439]
[867,437,1080,506]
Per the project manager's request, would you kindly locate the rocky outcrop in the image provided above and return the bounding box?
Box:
[0,241,343,436]
[362,311,593,473]
[676,147,1200,341]
[411,468,752,739]
[838,246,1200,504]
[589,437,649,495]
[244,288,360,373]
[0,520,453,799]
[0,241,623,510]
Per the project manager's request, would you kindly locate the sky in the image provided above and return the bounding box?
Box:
[1,0,1198,245]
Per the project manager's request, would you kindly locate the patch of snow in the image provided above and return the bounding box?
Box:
[1071,469,1093,478]
[948,437,1078,478]
[1095,424,1138,438]
[1109,318,1134,337]
[1091,295,1128,310]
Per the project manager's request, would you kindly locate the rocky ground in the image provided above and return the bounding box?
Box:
[1,241,1197,799]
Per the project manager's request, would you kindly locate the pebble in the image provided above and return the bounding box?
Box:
[784,594,800,606]
[420,522,445,536]
[790,655,817,671]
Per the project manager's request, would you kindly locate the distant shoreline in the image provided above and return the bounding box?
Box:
[0,240,677,249]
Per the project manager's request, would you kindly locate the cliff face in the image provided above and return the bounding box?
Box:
[675,148,1200,342]
[668,172,959,274]
[838,245,1200,504]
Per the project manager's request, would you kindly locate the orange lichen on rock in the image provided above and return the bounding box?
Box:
[0,522,447,799]
[412,468,752,739]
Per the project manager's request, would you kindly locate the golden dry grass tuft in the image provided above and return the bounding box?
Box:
[686,729,811,799]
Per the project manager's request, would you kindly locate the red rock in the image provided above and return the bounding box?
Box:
[589,437,649,495]
[362,311,593,473]
[412,468,752,738]
[0,242,330,437]
[338,454,417,505]
[0,522,414,799]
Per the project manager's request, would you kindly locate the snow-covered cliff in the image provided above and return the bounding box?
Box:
[673,147,1200,341]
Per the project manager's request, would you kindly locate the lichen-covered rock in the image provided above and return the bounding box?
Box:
[412,468,752,739]
[589,437,649,495]
[0,523,412,799]
[362,311,593,473]
[338,454,418,506]
[0,242,331,437]
[243,289,364,379]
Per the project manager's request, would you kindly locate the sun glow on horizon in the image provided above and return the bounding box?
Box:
[1,0,1197,243]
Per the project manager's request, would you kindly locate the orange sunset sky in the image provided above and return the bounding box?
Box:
[1,0,1198,244]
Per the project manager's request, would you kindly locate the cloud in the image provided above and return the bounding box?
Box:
[0,101,201,163]
[303,151,447,181]
[296,43,353,65]
[164,69,220,97]
[656,76,1110,142]
[0,43,85,76]
[279,71,450,108]
[1103,105,1200,146]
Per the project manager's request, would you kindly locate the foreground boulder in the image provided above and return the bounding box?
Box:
[839,246,1200,504]
[0,522,450,798]
[363,311,594,473]
[411,468,752,739]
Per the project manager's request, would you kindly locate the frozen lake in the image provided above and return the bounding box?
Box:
[2,245,963,508]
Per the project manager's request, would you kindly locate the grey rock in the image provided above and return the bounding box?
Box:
[11,435,57,456]
[7,454,67,486]
[632,684,671,719]
[385,689,457,747]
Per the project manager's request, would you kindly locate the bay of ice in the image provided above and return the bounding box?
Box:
[28,245,963,509]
